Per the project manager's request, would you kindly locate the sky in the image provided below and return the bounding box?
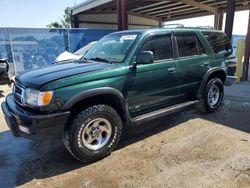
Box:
[0,0,84,28]
[0,0,249,35]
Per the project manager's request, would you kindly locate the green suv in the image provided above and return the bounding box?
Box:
[2,28,233,162]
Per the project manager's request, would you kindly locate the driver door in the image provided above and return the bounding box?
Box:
[126,34,179,115]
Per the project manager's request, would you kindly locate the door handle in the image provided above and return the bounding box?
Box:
[168,68,176,73]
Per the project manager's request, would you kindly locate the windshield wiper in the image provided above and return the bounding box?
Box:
[81,57,89,62]
[88,57,113,64]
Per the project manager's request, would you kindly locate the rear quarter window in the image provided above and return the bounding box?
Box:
[202,31,232,54]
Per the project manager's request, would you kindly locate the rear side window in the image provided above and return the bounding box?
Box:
[176,34,205,57]
[140,35,173,61]
[202,31,231,54]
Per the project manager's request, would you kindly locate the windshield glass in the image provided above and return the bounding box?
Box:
[74,41,97,55]
[84,33,139,63]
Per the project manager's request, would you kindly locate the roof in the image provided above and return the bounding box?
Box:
[71,0,250,22]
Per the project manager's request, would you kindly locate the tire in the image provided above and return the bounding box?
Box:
[63,104,122,162]
[198,78,224,113]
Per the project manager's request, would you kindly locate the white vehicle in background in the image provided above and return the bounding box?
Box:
[55,41,97,63]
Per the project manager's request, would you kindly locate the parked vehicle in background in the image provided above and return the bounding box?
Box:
[2,27,233,162]
[0,59,9,79]
[55,41,97,63]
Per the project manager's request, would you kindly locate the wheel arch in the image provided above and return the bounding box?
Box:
[62,87,131,123]
[197,67,226,100]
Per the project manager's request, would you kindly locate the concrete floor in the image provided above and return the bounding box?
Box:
[0,81,250,188]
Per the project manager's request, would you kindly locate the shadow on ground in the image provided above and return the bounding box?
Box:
[0,78,11,99]
[1,109,195,187]
[0,78,11,86]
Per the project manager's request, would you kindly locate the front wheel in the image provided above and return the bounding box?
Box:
[63,105,122,162]
[198,78,224,113]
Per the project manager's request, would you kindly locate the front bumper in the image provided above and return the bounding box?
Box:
[1,94,70,141]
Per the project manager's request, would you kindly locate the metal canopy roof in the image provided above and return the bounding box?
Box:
[72,0,250,22]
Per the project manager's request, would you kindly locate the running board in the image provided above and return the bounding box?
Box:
[131,100,198,125]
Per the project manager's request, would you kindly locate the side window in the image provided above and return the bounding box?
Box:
[202,31,232,54]
[140,35,173,61]
[176,34,205,57]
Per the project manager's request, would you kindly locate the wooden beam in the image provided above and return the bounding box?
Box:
[214,9,224,30]
[147,0,212,16]
[128,11,161,21]
[162,1,250,22]
[158,8,203,19]
[154,6,200,17]
[148,4,190,16]
[174,0,216,13]
[140,2,183,14]
[163,11,212,22]
[130,1,169,12]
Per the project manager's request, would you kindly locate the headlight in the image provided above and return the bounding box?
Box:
[25,88,53,107]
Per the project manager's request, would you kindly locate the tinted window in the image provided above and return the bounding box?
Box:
[202,31,231,54]
[140,35,172,61]
[176,34,205,57]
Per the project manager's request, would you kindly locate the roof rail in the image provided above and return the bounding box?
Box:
[195,26,214,29]
[162,24,184,28]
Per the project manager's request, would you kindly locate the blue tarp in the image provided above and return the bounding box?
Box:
[0,28,114,76]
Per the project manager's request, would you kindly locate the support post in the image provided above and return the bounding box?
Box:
[70,10,74,28]
[242,10,250,81]
[214,9,223,30]
[117,0,127,30]
[159,19,163,28]
[224,0,236,39]
[74,16,79,28]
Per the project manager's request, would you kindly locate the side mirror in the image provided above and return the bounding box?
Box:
[136,51,154,64]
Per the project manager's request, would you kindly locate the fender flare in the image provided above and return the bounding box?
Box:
[197,67,226,99]
[62,87,131,122]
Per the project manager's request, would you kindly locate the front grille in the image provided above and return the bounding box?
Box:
[13,83,25,106]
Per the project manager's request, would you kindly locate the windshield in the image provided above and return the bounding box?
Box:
[74,41,97,55]
[84,33,139,63]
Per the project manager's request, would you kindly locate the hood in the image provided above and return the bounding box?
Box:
[16,61,113,89]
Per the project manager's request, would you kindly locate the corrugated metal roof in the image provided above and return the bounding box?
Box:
[72,0,113,15]
[72,0,250,22]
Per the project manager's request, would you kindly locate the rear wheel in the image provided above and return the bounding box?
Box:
[198,78,224,113]
[63,104,122,162]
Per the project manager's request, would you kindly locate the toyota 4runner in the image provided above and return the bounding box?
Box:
[2,28,234,162]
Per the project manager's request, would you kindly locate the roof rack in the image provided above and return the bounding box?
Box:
[159,24,215,30]
[162,24,184,28]
[195,26,214,29]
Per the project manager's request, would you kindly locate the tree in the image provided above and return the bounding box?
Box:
[47,7,71,28]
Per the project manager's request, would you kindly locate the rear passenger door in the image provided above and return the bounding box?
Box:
[174,32,210,98]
